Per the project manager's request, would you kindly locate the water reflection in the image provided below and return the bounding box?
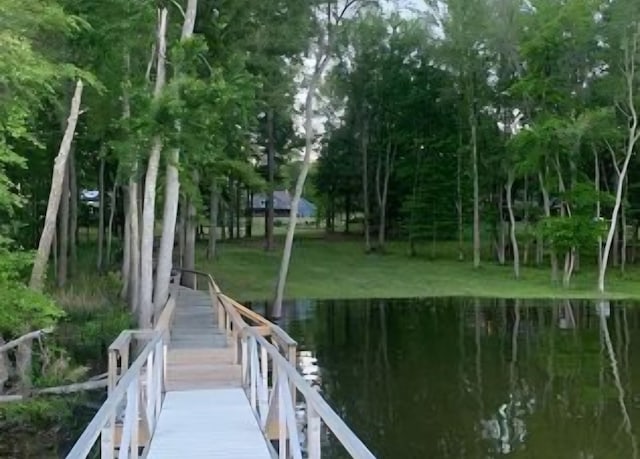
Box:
[251,298,640,458]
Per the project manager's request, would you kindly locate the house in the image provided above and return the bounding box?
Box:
[251,190,316,218]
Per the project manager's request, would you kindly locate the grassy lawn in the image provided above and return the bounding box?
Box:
[196,236,640,302]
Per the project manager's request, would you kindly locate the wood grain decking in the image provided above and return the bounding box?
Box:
[164,286,241,391]
[145,389,271,459]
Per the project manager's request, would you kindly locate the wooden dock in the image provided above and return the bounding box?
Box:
[66,269,375,459]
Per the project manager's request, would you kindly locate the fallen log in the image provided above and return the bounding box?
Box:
[0,377,108,403]
[0,328,54,353]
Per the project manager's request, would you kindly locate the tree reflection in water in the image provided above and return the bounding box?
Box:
[248,298,640,458]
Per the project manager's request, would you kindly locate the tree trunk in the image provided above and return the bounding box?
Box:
[128,179,141,312]
[183,174,198,289]
[471,116,480,268]
[538,170,559,282]
[621,177,628,273]
[361,118,372,253]
[178,195,186,267]
[496,190,506,265]
[69,150,78,275]
[235,182,241,238]
[595,147,602,271]
[57,162,70,288]
[265,108,275,250]
[245,190,252,238]
[97,157,105,271]
[207,181,219,260]
[272,56,329,318]
[375,141,394,251]
[121,186,131,299]
[139,8,168,328]
[456,142,464,261]
[106,180,117,267]
[30,80,84,292]
[506,171,519,279]
[563,248,575,287]
[154,0,197,313]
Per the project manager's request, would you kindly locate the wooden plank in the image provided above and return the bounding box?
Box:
[146,389,271,459]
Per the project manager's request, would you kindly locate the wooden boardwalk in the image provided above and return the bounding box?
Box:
[146,286,269,457]
[164,286,240,391]
[66,269,375,459]
[145,389,271,458]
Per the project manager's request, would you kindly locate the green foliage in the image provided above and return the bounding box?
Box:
[0,246,63,337]
[539,215,604,253]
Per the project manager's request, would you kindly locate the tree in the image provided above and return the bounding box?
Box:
[154,0,199,314]
[30,81,84,292]
[272,1,364,317]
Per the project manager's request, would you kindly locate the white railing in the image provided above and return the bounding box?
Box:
[65,331,165,459]
[242,329,375,459]
[178,268,375,459]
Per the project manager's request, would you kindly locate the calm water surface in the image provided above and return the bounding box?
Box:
[251,298,640,459]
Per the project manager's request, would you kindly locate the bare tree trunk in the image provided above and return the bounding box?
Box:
[154,0,197,313]
[183,174,199,289]
[106,180,117,267]
[265,108,275,251]
[235,182,241,238]
[506,171,519,279]
[563,248,575,287]
[208,181,219,260]
[57,162,70,287]
[121,186,131,299]
[496,190,506,265]
[599,54,640,292]
[139,8,168,328]
[375,141,394,251]
[456,142,464,261]
[220,202,226,241]
[621,176,628,273]
[471,116,480,268]
[30,80,84,292]
[178,196,186,267]
[523,175,529,265]
[69,150,78,275]
[272,51,330,318]
[595,147,602,271]
[97,157,105,271]
[538,170,558,282]
[361,118,372,253]
[128,179,140,312]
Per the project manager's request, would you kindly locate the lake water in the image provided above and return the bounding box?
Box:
[251,298,640,459]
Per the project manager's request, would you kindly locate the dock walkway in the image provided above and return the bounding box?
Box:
[65,269,375,459]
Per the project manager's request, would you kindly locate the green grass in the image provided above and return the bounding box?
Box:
[197,237,640,302]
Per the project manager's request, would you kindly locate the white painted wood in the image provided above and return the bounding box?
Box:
[280,377,303,459]
[307,403,321,459]
[146,389,271,458]
[259,343,269,424]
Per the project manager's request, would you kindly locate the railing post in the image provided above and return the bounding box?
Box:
[288,343,297,407]
[216,294,224,331]
[241,334,248,386]
[145,351,154,432]
[278,376,287,459]
[250,337,257,411]
[131,376,139,458]
[155,340,163,422]
[307,403,321,459]
[259,343,269,424]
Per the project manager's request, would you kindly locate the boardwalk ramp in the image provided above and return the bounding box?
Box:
[65,269,375,459]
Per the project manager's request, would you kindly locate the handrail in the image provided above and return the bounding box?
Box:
[177,266,375,459]
[176,267,298,354]
[242,327,376,459]
[66,332,165,459]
